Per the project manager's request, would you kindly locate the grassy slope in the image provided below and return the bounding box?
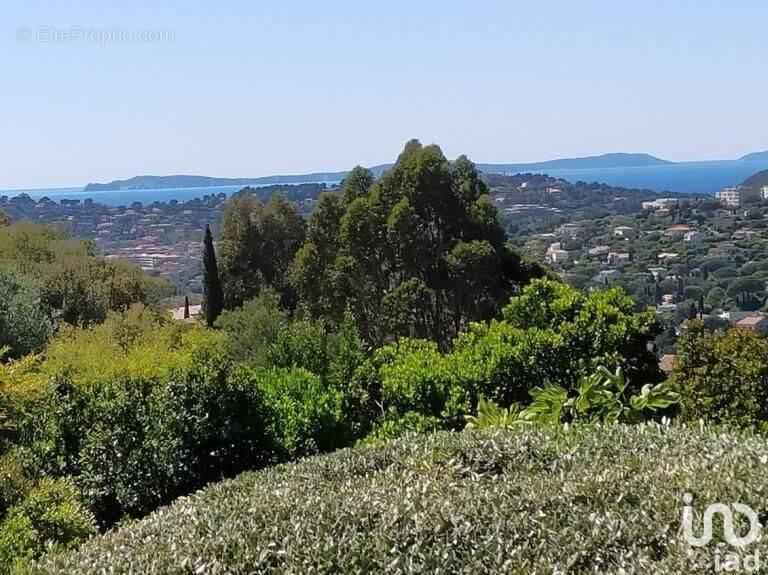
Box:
[29,425,768,574]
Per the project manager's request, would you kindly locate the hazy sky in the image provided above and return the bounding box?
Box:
[1,1,767,189]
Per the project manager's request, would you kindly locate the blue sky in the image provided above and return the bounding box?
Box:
[1,1,767,189]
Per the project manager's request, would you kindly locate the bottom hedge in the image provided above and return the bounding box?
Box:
[28,424,768,573]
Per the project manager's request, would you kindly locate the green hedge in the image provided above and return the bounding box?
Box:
[28,424,768,573]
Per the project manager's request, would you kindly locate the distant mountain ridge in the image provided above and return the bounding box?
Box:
[476,153,672,173]
[742,169,768,189]
[83,153,672,191]
[739,150,768,162]
[83,150,768,192]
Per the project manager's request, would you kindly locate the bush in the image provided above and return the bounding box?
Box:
[21,328,271,526]
[29,425,768,573]
[671,321,768,428]
[257,367,352,459]
[0,477,95,572]
[215,287,289,365]
[0,267,54,359]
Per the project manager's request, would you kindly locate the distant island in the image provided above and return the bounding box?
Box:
[476,152,673,173]
[84,153,674,192]
[74,149,768,194]
[739,150,768,162]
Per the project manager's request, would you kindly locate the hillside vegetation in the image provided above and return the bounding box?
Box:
[29,424,768,574]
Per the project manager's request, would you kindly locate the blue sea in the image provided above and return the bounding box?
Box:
[2,182,341,207]
[512,159,768,195]
[4,159,768,204]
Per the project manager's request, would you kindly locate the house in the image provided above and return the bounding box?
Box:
[647,266,668,280]
[593,269,621,284]
[554,223,581,238]
[656,302,677,313]
[718,310,762,323]
[658,252,679,263]
[661,293,675,304]
[642,198,679,211]
[665,224,692,236]
[546,187,562,194]
[733,229,758,241]
[546,242,569,263]
[762,186,768,200]
[588,245,610,257]
[659,354,676,374]
[684,231,703,244]
[613,225,636,239]
[169,303,202,323]
[735,315,768,334]
[607,252,631,266]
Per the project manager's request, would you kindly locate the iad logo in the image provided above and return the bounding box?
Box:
[682,493,762,572]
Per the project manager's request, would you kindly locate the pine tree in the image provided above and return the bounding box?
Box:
[202,224,224,326]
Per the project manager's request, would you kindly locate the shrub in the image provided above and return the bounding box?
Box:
[671,321,768,428]
[29,425,768,573]
[0,477,95,572]
[0,267,54,359]
[21,331,270,526]
[257,367,352,459]
[215,287,289,365]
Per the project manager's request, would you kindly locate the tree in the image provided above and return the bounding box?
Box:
[291,141,546,347]
[215,287,289,364]
[0,266,54,358]
[219,192,306,309]
[202,224,224,327]
[183,296,190,319]
[671,321,768,427]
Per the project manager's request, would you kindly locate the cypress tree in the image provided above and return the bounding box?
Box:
[203,224,224,326]
[183,295,190,319]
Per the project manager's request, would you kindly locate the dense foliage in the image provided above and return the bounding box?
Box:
[671,320,768,428]
[290,142,546,347]
[0,222,169,331]
[28,425,768,574]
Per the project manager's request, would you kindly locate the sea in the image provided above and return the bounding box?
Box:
[4,159,768,205]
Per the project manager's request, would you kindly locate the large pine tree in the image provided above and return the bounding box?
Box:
[202,224,224,326]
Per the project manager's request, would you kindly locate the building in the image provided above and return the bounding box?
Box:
[735,315,768,334]
[607,252,630,266]
[546,242,569,263]
[715,186,760,207]
[593,269,621,284]
[733,229,758,241]
[684,231,703,244]
[642,198,679,211]
[613,225,636,239]
[588,245,610,257]
[647,266,668,280]
[762,186,768,200]
[665,224,692,236]
[554,223,581,238]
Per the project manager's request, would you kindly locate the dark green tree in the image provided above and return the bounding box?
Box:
[219,192,306,309]
[290,141,546,347]
[202,224,224,326]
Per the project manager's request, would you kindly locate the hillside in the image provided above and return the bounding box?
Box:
[477,152,672,174]
[31,425,768,574]
[739,150,768,162]
[742,169,768,188]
